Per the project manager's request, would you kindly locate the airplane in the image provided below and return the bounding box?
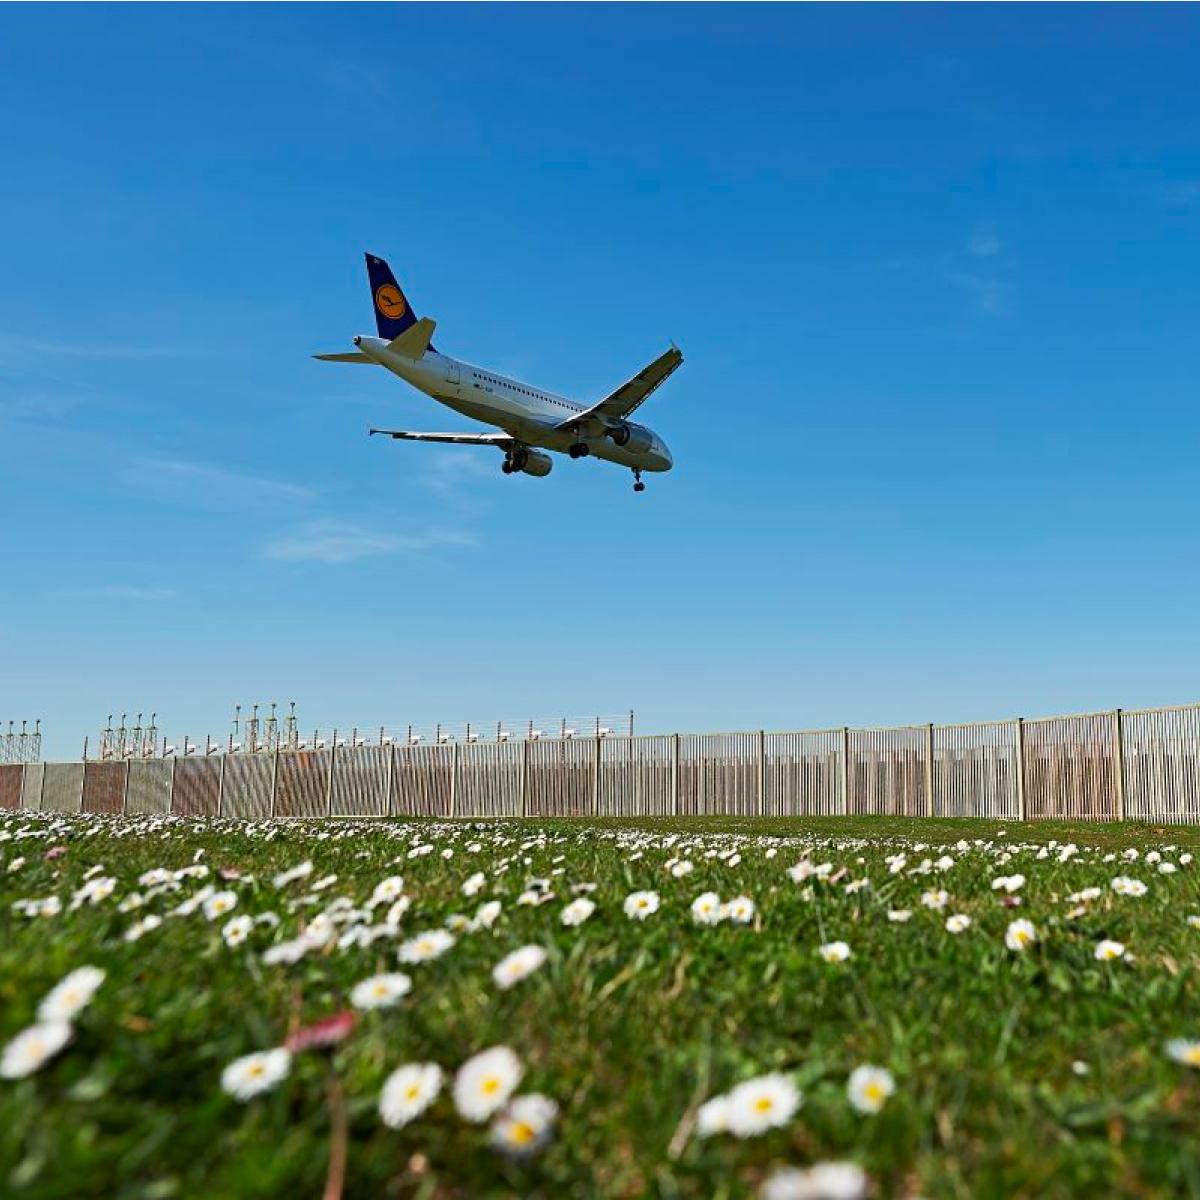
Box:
[315,254,681,492]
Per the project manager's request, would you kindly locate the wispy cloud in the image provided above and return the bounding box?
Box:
[264,519,473,564]
[945,269,1006,315]
[124,457,316,511]
[0,333,179,368]
[966,227,1001,258]
[1159,180,1200,209]
[58,584,178,602]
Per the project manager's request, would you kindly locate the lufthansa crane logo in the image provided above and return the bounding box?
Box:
[375,284,407,320]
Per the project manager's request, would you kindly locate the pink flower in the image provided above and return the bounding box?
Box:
[285,1010,356,1053]
[44,846,68,862]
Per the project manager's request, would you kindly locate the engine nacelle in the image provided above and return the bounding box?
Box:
[608,422,654,455]
[509,446,553,478]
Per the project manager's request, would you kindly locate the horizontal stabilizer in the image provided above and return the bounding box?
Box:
[314,351,376,364]
[386,317,437,359]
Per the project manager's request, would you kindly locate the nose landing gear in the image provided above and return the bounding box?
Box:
[632,468,646,493]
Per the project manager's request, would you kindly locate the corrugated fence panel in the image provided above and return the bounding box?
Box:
[457,741,522,817]
[1120,706,1200,824]
[392,745,453,817]
[41,763,84,813]
[764,730,841,816]
[173,757,221,817]
[933,722,1020,819]
[1023,713,1117,820]
[0,765,22,809]
[527,738,594,817]
[21,763,44,810]
[221,754,274,819]
[126,759,174,815]
[82,761,127,814]
[848,727,927,816]
[276,751,330,818]
[677,733,759,816]
[599,735,674,816]
[331,746,389,817]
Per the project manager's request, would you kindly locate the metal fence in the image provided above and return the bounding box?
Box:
[6,703,1200,823]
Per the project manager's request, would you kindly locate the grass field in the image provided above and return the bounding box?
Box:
[3,812,1200,1199]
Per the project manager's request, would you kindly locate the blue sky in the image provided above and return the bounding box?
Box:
[2,5,1199,757]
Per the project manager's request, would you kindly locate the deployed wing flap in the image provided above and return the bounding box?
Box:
[556,345,683,430]
[368,428,513,447]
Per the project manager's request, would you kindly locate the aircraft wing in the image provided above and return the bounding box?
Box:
[368,428,514,447]
[556,345,683,431]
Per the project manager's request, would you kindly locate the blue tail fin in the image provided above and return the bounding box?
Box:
[364,253,419,340]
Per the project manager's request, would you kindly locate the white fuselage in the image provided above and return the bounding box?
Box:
[354,336,673,472]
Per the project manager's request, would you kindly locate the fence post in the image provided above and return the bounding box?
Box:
[757,730,766,817]
[270,744,280,819]
[1113,709,1126,822]
[121,760,131,815]
[449,741,458,818]
[593,734,601,817]
[672,733,680,816]
[924,723,934,818]
[840,726,850,816]
[326,741,336,818]
[216,751,226,818]
[385,743,395,817]
[519,738,529,818]
[1015,717,1027,821]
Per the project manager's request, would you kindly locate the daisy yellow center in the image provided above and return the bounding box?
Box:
[865,1082,884,1101]
[509,1121,535,1145]
[248,1063,265,1078]
[637,900,648,908]
[1185,1047,1200,1065]
[405,1084,421,1100]
[373,984,388,995]
[754,1096,774,1113]
[482,1077,500,1095]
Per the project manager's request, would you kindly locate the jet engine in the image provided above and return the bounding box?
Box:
[607,422,654,454]
[504,446,553,477]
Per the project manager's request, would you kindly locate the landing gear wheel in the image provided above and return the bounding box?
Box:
[633,469,646,493]
[501,459,514,474]
[568,442,590,459]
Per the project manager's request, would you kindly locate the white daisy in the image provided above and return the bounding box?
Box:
[223,914,254,947]
[726,895,756,924]
[761,1161,870,1200]
[37,965,105,1022]
[887,909,912,923]
[202,891,238,921]
[561,897,596,927]
[474,900,502,929]
[219,1047,291,1101]
[945,914,971,934]
[1005,918,1037,952]
[920,889,949,910]
[489,1093,558,1157]
[727,1072,801,1137]
[0,1021,72,1079]
[398,929,456,964]
[691,892,723,925]
[819,941,852,964]
[624,890,660,920]
[1094,939,1126,962]
[847,1064,895,1114]
[695,1093,732,1137]
[1166,1038,1200,1068]
[453,1045,523,1122]
[351,972,413,1010]
[379,1061,442,1128]
[492,945,548,990]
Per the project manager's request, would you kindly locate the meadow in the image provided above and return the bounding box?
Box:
[2,812,1200,1200]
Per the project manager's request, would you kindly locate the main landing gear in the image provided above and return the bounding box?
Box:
[568,442,590,459]
[632,469,646,493]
